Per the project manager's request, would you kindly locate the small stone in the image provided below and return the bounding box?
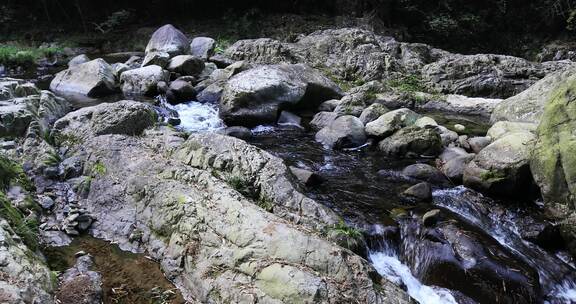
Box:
[39,196,55,210]
[403,182,432,202]
[0,141,16,149]
[454,124,466,132]
[277,111,302,128]
[74,251,87,257]
[224,126,252,139]
[422,209,441,227]
[167,117,181,126]
[289,166,323,186]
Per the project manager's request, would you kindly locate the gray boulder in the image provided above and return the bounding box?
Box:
[468,136,492,153]
[359,103,389,125]
[50,59,117,102]
[310,111,338,131]
[438,147,475,183]
[318,99,340,112]
[289,166,323,186]
[166,80,196,104]
[52,100,157,141]
[403,182,432,202]
[167,55,205,76]
[463,131,536,197]
[334,82,386,116]
[68,54,90,67]
[421,94,503,117]
[220,64,342,126]
[315,115,367,149]
[422,54,566,98]
[141,51,170,68]
[190,37,216,60]
[365,108,420,138]
[486,121,538,141]
[378,126,442,158]
[120,65,170,97]
[491,64,576,124]
[402,163,450,185]
[144,24,189,57]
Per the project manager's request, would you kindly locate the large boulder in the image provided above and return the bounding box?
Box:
[438,147,475,183]
[378,126,442,158]
[52,100,157,141]
[365,108,420,138]
[144,24,189,57]
[310,111,338,131]
[463,131,537,197]
[421,94,503,117]
[359,103,389,125]
[120,65,170,97]
[491,64,576,124]
[50,59,117,103]
[190,37,216,60]
[62,130,410,303]
[530,74,576,255]
[486,121,538,141]
[220,64,342,126]
[315,115,367,149]
[422,54,566,98]
[167,55,204,76]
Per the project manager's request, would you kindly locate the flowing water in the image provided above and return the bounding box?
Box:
[170,101,576,304]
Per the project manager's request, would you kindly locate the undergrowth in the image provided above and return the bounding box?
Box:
[0,45,63,67]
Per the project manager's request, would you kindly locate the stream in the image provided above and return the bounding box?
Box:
[170,100,576,304]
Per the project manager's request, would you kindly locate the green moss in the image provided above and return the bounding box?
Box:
[325,220,364,251]
[480,169,507,182]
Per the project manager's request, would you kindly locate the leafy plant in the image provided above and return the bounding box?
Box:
[91,161,106,177]
[214,37,232,54]
[43,149,62,167]
[326,220,364,251]
[0,156,33,191]
[257,195,274,212]
[0,191,39,251]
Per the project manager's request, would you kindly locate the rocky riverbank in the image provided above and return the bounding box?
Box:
[1,23,576,303]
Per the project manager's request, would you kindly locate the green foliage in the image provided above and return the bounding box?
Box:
[91,161,107,177]
[93,10,133,34]
[214,37,232,54]
[0,45,62,67]
[43,149,62,167]
[0,156,33,192]
[387,74,428,94]
[0,191,39,251]
[256,195,274,212]
[54,133,83,148]
[226,176,253,197]
[326,220,364,251]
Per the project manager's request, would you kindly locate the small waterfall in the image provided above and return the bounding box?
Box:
[165,100,225,132]
[434,186,576,303]
[367,225,459,304]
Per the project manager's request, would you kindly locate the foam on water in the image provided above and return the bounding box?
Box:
[367,225,458,304]
[168,102,225,132]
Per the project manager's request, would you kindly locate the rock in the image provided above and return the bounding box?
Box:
[414,116,438,128]
[289,166,323,186]
[468,136,492,153]
[454,124,466,132]
[56,255,102,304]
[315,115,367,149]
[125,55,142,68]
[398,216,539,304]
[458,135,471,150]
[0,218,54,304]
[403,182,432,202]
[143,52,171,69]
[378,126,442,158]
[220,64,342,126]
[144,24,189,57]
[438,147,476,183]
[50,59,117,102]
[198,62,217,81]
[310,111,338,131]
[359,103,389,125]
[14,83,40,97]
[402,163,450,185]
[334,82,386,116]
[529,74,576,256]
[111,63,129,78]
[166,80,196,104]
[190,37,216,60]
[67,132,408,303]
[422,94,503,117]
[0,98,33,137]
[52,100,157,141]
[277,111,302,128]
[156,81,168,94]
[167,55,205,76]
[196,83,224,103]
[486,121,538,141]
[223,126,252,139]
[422,209,441,227]
[61,155,84,179]
[68,54,90,67]
[365,108,420,138]
[491,64,576,124]
[437,126,459,146]
[318,99,340,112]
[463,131,537,197]
[120,65,170,97]
[422,54,565,98]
